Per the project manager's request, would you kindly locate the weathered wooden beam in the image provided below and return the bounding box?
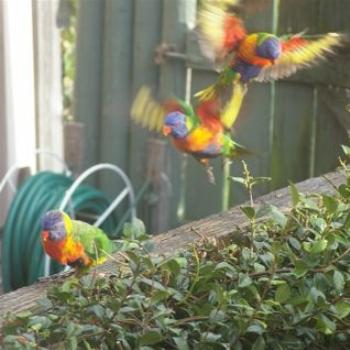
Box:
[146,138,171,234]
[0,170,345,325]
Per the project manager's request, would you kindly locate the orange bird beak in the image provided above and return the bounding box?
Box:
[162,125,172,136]
[41,230,49,242]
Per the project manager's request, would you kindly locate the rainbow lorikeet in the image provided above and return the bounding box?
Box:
[195,0,344,101]
[131,84,249,183]
[41,210,115,271]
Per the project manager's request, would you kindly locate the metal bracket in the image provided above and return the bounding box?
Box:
[154,42,188,64]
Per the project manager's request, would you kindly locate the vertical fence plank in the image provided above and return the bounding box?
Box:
[157,0,196,227]
[128,0,163,227]
[74,0,105,173]
[271,82,314,188]
[98,0,134,200]
[314,86,349,176]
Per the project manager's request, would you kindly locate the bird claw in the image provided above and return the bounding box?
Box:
[38,269,74,282]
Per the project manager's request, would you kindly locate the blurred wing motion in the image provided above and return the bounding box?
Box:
[220,82,247,130]
[197,0,246,63]
[130,86,166,132]
[256,33,344,82]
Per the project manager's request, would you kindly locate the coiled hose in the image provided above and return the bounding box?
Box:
[1,171,118,292]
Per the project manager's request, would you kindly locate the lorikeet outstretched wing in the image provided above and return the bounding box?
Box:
[197,0,245,64]
[130,86,199,133]
[255,33,343,82]
[195,0,344,102]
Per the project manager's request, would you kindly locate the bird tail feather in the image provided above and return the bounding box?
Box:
[230,141,254,159]
[194,83,218,102]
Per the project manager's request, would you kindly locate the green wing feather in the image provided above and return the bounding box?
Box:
[71,220,115,263]
[194,67,240,101]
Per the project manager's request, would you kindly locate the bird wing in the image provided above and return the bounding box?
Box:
[220,82,247,130]
[255,33,344,82]
[71,220,114,263]
[194,80,246,131]
[197,0,246,63]
[130,86,167,132]
[131,86,200,133]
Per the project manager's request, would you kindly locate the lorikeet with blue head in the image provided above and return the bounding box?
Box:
[131,83,249,183]
[195,0,344,101]
[41,210,115,273]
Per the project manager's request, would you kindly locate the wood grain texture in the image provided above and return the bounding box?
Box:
[0,170,345,325]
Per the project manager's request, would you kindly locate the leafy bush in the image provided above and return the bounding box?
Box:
[2,173,350,349]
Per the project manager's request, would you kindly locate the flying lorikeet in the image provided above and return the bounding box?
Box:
[41,210,115,272]
[131,83,249,183]
[195,0,344,101]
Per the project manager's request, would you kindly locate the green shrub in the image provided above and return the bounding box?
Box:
[2,175,350,349]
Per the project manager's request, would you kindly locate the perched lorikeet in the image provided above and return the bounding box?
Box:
[41,210,115,271]
[131,84,249,183]
[195,0,344,101]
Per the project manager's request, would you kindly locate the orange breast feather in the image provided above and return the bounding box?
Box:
[173,126,220,154]
[42,236,88,266]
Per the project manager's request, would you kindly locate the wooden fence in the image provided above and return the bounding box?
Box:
[73,0,350,233]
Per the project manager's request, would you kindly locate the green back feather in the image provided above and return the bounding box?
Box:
[71,220,115,262]
[177,99,200,131]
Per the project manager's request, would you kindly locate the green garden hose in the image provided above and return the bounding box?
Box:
[2,171,118,292]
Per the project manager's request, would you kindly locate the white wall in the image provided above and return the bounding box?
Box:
[0,0,63,226]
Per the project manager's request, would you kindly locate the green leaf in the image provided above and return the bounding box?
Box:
[302,240,328,254]
[265,205,287,227]
[67,337,78,350]
[293,259,309,278]
[252,335,266,350]
[247,324,265,335]
[316,314,336,335]
[341,144,350,156]
[251,177,271,186]
[87,305,106,320]
[238,274,252,288]
[342,212,350,230]
[335,301,350,319]
[338,184,350,199]
[173,336,190,350]
[241,206,255,219]
[322,195,338,214]
[139,330,164,346]
[288,237,301,251]
[230,176,246,185]
[275,284,291,303]
[310,287,326,303]
[151,290,170,304]
[202,332,222,342]
[333,271,345,292]
[288,182,300,206]
[209,309,226,323]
